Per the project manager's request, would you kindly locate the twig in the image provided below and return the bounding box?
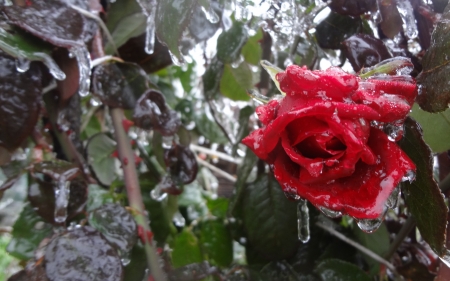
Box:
[190,144,241,164]
[206,100,234,145]
[110,108,166,281]
[195,156,237,183]
[316,222,397,272]
[91,56,124,68]
[0,226,12,234]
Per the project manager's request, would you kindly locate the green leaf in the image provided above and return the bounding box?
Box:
[410,104,450,152]
[7,204,53,260]
[314,259,371,281]
[217,21,248,63]
[242,175,299,261]
[202,57,224,99]
[155,0,198,63]
[315,11,360,49]
[206,197,229,219]
[86,184,116,212]
[171,228,203,268]
[241,29,263,65]
[398,117,448,256]
[198,219,233,267]
[219,63,252,101]
[417,6,450,112]
[104,0,147,54]
[86,133,117,186]
[194,112,228,144]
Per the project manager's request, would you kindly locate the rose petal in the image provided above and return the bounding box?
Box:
[242,128,268,160]
[256,100,280,125]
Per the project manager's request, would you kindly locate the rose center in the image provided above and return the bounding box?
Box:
[296,136,346,159]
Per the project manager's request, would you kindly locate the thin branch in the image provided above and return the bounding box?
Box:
[206,99,234,145]
[91,56,124,68]
[316,222,397,272]
[195,156,237,183]
[190,144,241,164]
[110,108,166,281]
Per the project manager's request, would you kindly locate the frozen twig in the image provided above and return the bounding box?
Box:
[195,155,237,183]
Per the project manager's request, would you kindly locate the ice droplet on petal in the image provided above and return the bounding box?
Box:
[201,5,219,24]
[172,211,186,227]
[386,186,400,209]
[319,206,343,218]
[396,0,418,39]
[54,180,71,223]
[356,206,387,233]
[297,199,310,243]
[15,57,30,73]
[69,46,91,97]
[401,170,416,183]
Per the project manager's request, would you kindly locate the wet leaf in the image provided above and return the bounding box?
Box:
[92,62,150,109]
[88,203,137,254]
[410,104,450,153]
[342,34,391,72]
[193,112,228,145]
[328,0,375,17]
[416,6,450,113]
[155,0,198,63]
[45,226,124,281]
[198,219,233,267]
[399,118,448,256]
[53,48,80,102]
[164,144,198,185]
[133,90,181,136]
[0,51,42,152]
[86,184,116,212]
[259,261,302,281]
[188,3,221,43]
[171,228,203,268]
[168,261,217,281]
[219,63,252,101]
[217,21,248,63]
[32,160,80,180]
[314,259,371,281]
[104,0,147,54]
[86,133,118,186]
[3,0,92,48]
[315,11,360,50]
[241,29,263,65]
[206,197,229,219]
[203,57,224,99]
[378,0,403,38]
[122,244,147,281]
[6,204,53,260]
[242,174,299,261]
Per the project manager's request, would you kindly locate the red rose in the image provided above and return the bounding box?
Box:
[242,65,417,220]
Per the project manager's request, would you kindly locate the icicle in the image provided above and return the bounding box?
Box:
[33,53,66,80]
[386,186,400,209]
[69,45,91,97]
[201,4,219,24]
[168,50,185,67]
[144,12,156,55]
[54,179,71,223]
[396,0,418,39]
[356,206,387,233]
[385,122,404,142]
[297,199,310,243]
[319,206,342,218]
[15,57,30,73]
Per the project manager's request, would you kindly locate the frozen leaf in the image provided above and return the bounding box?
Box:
[86,133,118,186]
[92,62,150,109]
[188,3,221,42]
[315,11,360,50]
[219,63,252,101]
[314,259,371,281]
[0,51,42,152]
[241,29,263,65]
[88,203,138,254]
[155,0,198,64]
[171,228,203,268]
[398,118,448,256]
[198,219,232,267]
[416,6,450,113]
[203,57,224,99]
[86,184,116,212]
[193,112,228,145]
[45,226,123,281]
[3,0,93,48]
[164,144,198,185]
[217,21,248,63]
[342,34,391,72]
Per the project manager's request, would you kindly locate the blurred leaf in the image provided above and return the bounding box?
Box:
[164,144,198,184]
[341,34,391,72]
[378,0,402,38]
[0,51,42,152]
[123,244,147,281]
[217,21,248,63]
[168,261,217,281]
[399,118,448,256]
[315,11,360,49]
[314,259,371,281]
[432,0,448,13]
[410,104,450,153]
[3,0,92,48]
[171,228,203,268]
[155,0,198,63]
[188,3,221,42]
[198,219,233,267]
[86,184,116,212]
[203,57,224,99]
[206,197,229,219]
[104,0,147,54]
[241,29,263,65]
[219,63,252,101]
[88,203,138,253]
[174,63,195,94]
[45,226,123,281]
[7,204,52,260]
[259,261,302,281]
[328,0,375,17]
[235,106,254,145]
[194,112,228,144]
[92,62,150,109]
[86,133,117,186]
[417,6,450,113]
[242,175,299,261]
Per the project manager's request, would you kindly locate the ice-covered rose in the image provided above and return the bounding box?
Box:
[242,64,417,219]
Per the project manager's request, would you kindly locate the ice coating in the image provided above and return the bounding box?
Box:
[242,64,417,221]
[136,0,157,55]
[396,0,418,39]
[297,199,310,243]
[69,45,91,97]
[54,180,71,223]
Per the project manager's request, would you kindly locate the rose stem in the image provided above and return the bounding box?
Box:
[384,172,450,260]
[110,108,166,281]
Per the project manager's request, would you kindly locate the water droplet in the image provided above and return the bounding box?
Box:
[231,55,244,68]
[119,251,131,266]
[401,170,416,183]
[385,122,404,142]
[201,5,219,24]
[297,199,310,243]
[356,217,383,233]
[15,57,30,73]
[150,183,167,201]
[162,136,173,149]
[33,52,66,80]
[386,186,400,209]
[56,110,71,132]
[370,120,384,130]
[69,46,91,97]
[283,57,293,68]
[54,180,71,224]
[319,206,342,218]
[172,211,185,227]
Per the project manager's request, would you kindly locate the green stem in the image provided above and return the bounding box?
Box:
[110,108,166,281]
